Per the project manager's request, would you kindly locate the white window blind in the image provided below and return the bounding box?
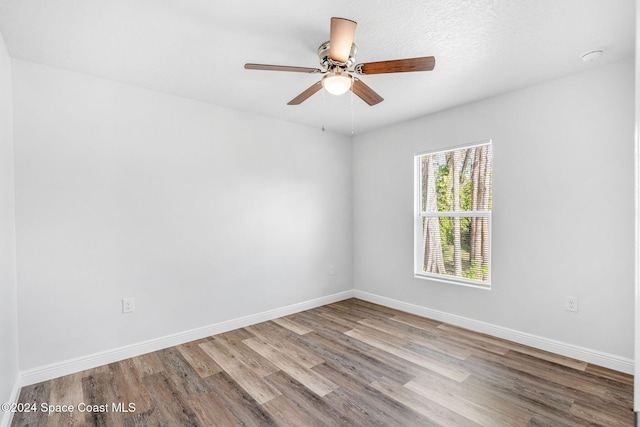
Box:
[414,141,493,288]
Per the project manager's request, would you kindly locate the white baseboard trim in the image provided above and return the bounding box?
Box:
[19,290,354,387]
[353,290,634,374]
[0,378,20,427]
[18,288,632,387]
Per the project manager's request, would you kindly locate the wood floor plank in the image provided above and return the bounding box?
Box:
[212,333,280,377]
[198,339,281,404]
[526,414,581,427]
[584,363,634,386]
[359,317,472,360]
[264,371,349,426]
[176,340,223,378]
[330,300,396,322]
[218,328,256,343]
[406,378,527,426]
[301,309,358,333]
[47,371,86,427]
[349,321,410,347]
[504,343,588,371]
[271,317,313,335]
[156,347,211,398]
[365,347,434,379]
[312,363,436,427]
[12,381,50,427]
[142,372,200,426]
[292,310,374,353]
[11,298,633,427]
[459,359,575,413]
[346,299,408,317]
[404,340,469,370]
[371,375,481,427]
[407,370,533,426]
[435,324,511,355]
[295,331,416,386]
[189,390,242,427]
[345,327,470,382]
[203,371,278,427]
[245,321,325,368]
[389,312,443,331]
[121,409,163,427]
[465,351,634,426]
[439,323,588,371]
[243,336,339,397]
[110,358,154,414]
[261,395,325,427]
[130,351,165,377]
[491,350,610,396]
[569,400,633,427]
[81,371,122,427]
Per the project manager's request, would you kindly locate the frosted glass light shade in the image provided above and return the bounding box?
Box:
[322,72,352,95]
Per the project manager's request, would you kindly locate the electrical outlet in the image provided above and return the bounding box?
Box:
[122,297,134,314]
[565,296,578,312]
[329,264,335,275]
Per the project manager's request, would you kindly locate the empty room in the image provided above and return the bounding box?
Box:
[0,1,637,426]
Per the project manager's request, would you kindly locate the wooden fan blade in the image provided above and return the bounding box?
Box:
[287,81,323,105]
[351,78,383,106]
[329,17,357,63]
[245,63,322,73]
[355,56,436,75]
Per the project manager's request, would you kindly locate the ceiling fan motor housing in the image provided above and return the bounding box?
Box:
[318,41,358,70]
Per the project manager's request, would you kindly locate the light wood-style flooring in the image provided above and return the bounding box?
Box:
[12,299,633,426]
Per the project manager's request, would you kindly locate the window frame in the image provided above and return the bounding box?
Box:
[413,140,493,290]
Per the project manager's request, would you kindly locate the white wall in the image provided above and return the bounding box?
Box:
[353,59,635,360]
[0,30,19,426]
[6,53,634,379]
[12,59,352,370]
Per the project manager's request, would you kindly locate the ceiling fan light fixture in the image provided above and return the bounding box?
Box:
[322,72,352,95]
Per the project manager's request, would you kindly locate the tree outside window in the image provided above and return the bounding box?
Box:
[415,142,492,287]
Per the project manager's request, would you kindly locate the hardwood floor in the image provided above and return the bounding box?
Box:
[11,299,633,426]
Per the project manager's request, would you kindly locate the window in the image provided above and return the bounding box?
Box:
[414,141,493,288]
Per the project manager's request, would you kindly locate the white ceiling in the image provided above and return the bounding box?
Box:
[0,0,634,135]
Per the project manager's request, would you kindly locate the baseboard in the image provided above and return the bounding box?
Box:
[0,378,21,427]
[18,288,633,387]
[353,290,634,374]
[19,290,354,387]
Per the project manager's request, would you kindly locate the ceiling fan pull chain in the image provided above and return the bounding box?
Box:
[351,87,354,136]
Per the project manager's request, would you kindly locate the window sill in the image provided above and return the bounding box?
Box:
[414,273,491,290]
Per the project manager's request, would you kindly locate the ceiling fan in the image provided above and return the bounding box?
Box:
[244,17,435,106]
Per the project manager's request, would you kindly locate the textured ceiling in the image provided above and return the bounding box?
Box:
[0,0,634,135]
